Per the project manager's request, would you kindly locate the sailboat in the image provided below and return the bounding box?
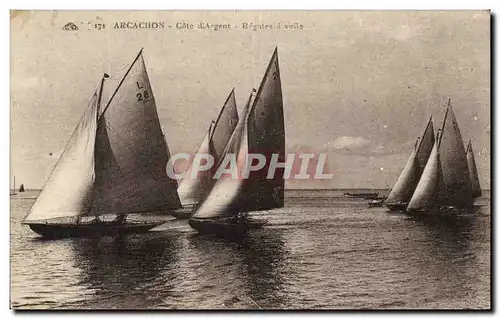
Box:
[176,90,239,217]
[407,99,473,213]
[22,49,182,238]
[466,140,482,199]
[10,176,17,196]
[18,184,25,192]
[188,47,285,238]
[385,117,434,211]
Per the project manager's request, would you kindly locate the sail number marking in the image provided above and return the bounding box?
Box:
[136,81,150,102]
[137,91,150,102]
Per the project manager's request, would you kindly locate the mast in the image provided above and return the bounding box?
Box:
[100,49,143,118]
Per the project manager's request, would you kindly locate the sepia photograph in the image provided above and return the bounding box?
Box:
[9,10,490,310]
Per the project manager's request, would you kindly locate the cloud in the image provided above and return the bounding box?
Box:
[326,136,370,150]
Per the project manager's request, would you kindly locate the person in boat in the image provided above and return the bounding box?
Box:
[229,212,247,225]
[93,216,104,224]
[112,214,127,224]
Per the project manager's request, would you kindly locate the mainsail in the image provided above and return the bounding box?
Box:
[193,48,285,219]
[438,100,473,208]
[386,118,434,206]
[177,121,217,206]
[25,50,181,223]
[88,50,181,215]
[177,90,239,207]
[407,134,443,211]
[23,82,101,222]
[466,140,482,198]
[211,89,239,160]
[385,139,419,206]
[19,184,25,192]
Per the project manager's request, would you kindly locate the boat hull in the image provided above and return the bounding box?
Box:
[169,206,195,219]
[344,192,379,198]
[368,200,384,208]
[26,221,164,239]
[386,203,407,211]
[188,217,267,238]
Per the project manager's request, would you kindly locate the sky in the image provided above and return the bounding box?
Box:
[10,10,490,189]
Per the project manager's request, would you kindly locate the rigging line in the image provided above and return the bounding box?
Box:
[211,88,236,139]
[246,297,262,309]
[99,48,144,119]
[249,47,279,116]
[22,82,101,223]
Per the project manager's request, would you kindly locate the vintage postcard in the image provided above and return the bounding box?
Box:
[10,10,490,310]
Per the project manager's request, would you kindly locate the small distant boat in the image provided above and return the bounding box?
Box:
[189,47,284,238]
[363,194,386,200]
[466,140,482,199]
[18,184,25,192]
[22,49,181,238]
[10,176,17,196]
[344,192,379,198]
[368,199,384,208]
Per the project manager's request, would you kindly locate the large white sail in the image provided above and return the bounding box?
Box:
[178,122,216,206]
[407,138,443,211]
[193,48,285,219]
[88,50,181,215]
[177,89,239,207]
[385,140,419,206]
[24,83,100,222]
[438,101,473,208]
[192,99,251,219]
[386,118,435,207]
[466,140,482,198]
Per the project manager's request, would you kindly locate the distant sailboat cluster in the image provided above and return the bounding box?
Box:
[386,99,481,214]
[21,47,285,239]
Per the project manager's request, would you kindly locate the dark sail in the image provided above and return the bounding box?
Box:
[88,50,181,215]
[466,140,482,198]
[243,47,285,211]
[18,184,25,192]
[211,89,239,160]
[193,48,285,219]
[438,101,473,208]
